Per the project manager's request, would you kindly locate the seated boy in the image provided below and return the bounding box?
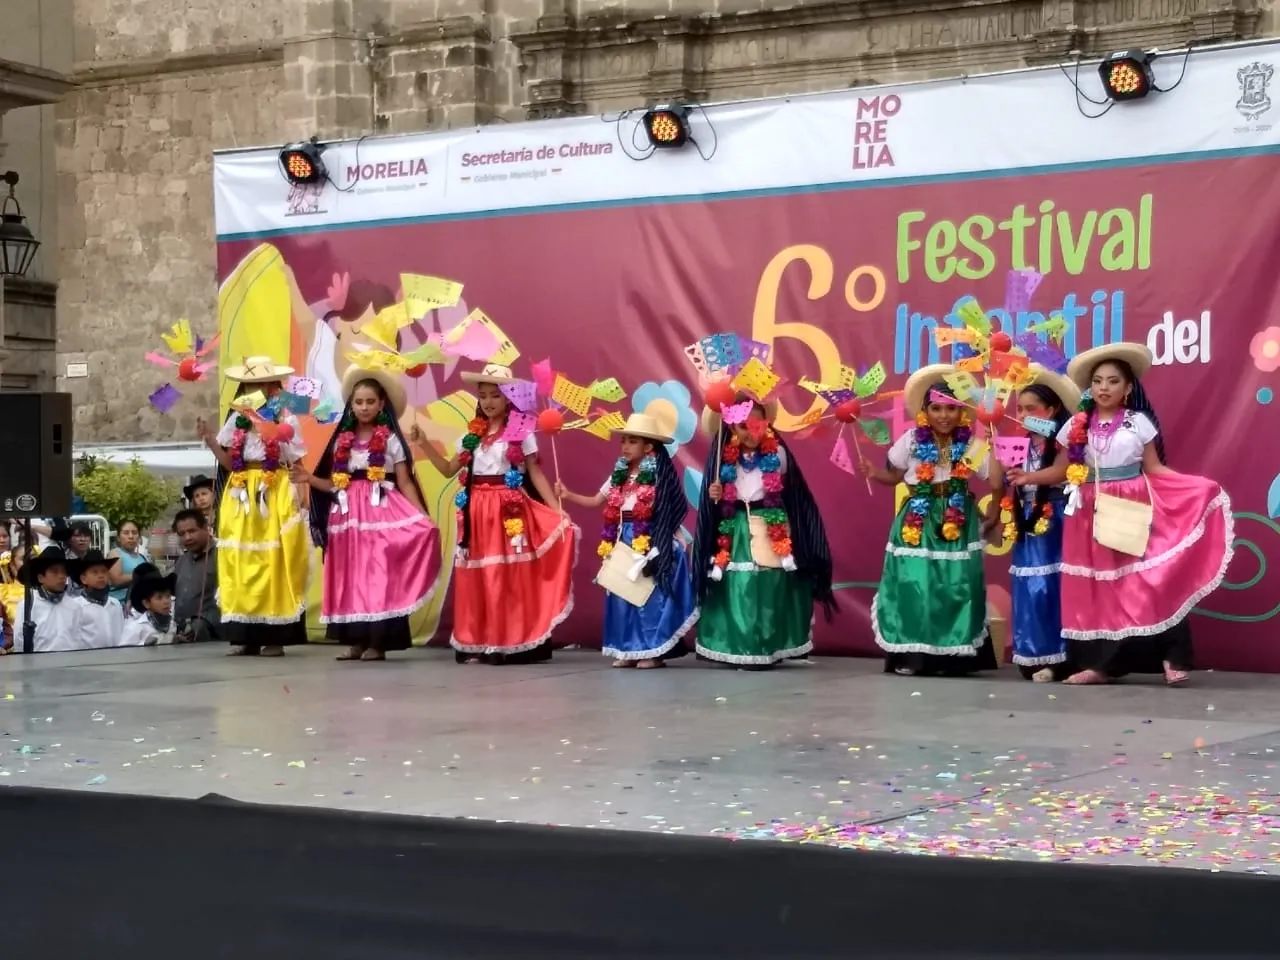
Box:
[121,563,177,646]
[12,546,81,653]
[68,550,125,649]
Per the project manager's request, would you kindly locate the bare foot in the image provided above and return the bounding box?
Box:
[636,659,664,669]
[1032,668,1055,683]
[360,648,386,662]
[1063,669,1108,685]
[336,646,362,661]
[1163,662,1190,687]
[611,660,635,668]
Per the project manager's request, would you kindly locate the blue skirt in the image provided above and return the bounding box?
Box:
[602,525,697,661]
[1010,506,1068,667]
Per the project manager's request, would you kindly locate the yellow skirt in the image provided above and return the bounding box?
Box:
[217,468,310,624]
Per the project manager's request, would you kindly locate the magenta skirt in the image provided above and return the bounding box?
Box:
[1060,471,1233,641]
[321,478,442,625]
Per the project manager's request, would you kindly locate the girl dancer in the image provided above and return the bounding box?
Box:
[693,393,835,668]
[197,356,310,657]
[416,363,577,664]
[863,365,997,677]
[998,367,1079,681]
[1019,343,1232,686]
[556,413,697,668]
[297,366,441,661]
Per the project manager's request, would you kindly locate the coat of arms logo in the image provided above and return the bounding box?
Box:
[1236,61,1274,121]
[286,181,325,217]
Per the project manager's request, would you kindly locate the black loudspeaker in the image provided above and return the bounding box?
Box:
[0,392,73,518]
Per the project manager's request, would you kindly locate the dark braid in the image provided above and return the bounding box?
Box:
[645,445,685,594]
[1013,383,1070,536]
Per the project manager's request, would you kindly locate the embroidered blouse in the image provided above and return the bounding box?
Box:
[455,433,538,476]
[887,431,991,484]
[1054,411,1157,470]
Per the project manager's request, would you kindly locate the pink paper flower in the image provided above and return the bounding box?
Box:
[1251,327,1280,373]
[762,472,784,493]
[722,483,738,503]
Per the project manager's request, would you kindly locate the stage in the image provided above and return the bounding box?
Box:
[3,645,1279,957]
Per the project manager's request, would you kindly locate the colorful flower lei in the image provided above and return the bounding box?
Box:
[598,455,657,559]
[712,427,794,576]
[330,410,393,492]
[901,411,973,546]
[1001,494,1053,542]
[228,409,282,490]
[1064,410,1091,488]
[453,416,528,550]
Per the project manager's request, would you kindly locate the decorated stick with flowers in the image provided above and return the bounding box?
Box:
[144,318,221,414]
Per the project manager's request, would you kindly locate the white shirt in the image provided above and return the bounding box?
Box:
[71,595,125,649]
[888,430,991,483]
[12,594,82,653]
[456,432,538,476]
[120,610,175,646]
[217,411,306,464]
[730,447,789,504]
[348,433,407,470]
[1054,412,1157,469]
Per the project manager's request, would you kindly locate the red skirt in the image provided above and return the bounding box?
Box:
[450,482,578,656]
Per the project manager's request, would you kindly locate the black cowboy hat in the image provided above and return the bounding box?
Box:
[66,549,120,583]
[129,564,177,614]
[183,474,215,501]
[18,545,70,587]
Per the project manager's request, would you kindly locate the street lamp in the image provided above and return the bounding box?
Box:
[0,171,39,278]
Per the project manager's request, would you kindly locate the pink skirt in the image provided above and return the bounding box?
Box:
[1060,471,1233,641]
[321,478,442,624]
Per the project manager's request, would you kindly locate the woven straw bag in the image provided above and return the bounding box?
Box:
[1092,470,1153,558]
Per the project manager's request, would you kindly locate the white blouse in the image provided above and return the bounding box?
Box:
[731,447,789,504]
[888,430,990,484]
[599,476,639,510]
[13,594,82,653]
[1054,412,1157,469]
[71,595,125,649]
[217,411,306,464]
[347,433,407,470]
[120,610,175,646]
[456,432,538,476]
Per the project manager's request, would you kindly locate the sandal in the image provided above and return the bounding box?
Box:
[260,646,285,658]
[360,649,386,662]
[611,660,636,668]
[1063,669,1108,685]
[1163,663,1190,687]
[894,667,916,677]
[227,646,260,657]
[636,660,665,669]
[336,646,363,661]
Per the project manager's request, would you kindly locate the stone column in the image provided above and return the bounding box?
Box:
[281,0,374,142]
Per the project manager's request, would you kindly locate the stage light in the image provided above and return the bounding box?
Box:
[642,106,691,149]
[1099,50,1155,102]
[279,138,327,186]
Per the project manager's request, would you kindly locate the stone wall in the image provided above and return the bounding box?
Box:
[59,0,1277,441]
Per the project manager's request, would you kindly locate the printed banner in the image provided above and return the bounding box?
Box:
[214,43,1280,670]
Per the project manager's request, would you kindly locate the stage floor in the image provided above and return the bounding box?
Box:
[2,644,1279,874]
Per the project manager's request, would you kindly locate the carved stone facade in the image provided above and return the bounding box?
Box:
[60,0,1276,440]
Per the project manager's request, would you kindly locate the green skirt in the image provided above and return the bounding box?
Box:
[872,494,988,658]
[696,509,813,665]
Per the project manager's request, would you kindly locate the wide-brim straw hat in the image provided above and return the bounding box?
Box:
[615,412,673,445]
[224,355,295,383]
[699,394,780,438]
[341,364,408,418]
[1025,365,1083,413]
[460,363,517,385]
[1066,342,1153,390]
[903,363,958,416]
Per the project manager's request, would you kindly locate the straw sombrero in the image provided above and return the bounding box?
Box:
[699,393,780,438]
[341,364,408,418]
[615,412,673,445]
[1025,365,1082,413]
[903,363,958,416]
[460,363,517,385]
[224,356,295,383]
[1065,342,1152,390]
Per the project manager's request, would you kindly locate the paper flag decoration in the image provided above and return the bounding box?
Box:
[818,388,856,406]
[682,342,708,376]
[278,392,311,415]
[988,349,1029,381]
[830,434,857,475]
[588,378,627,403]
[402,341,447,366]
[148,384,181,414]
[561,418,591,432]
[954,296,991,336]
[854,362,886,398]
[441,318,500,362]
[530,358,555,396]
[961,437,990,472]
[230,389,267,411]
[860,418,891,446]
[942,371,980,401]
[699,333,743,374]
[798,377,833,395]
[1028,314,1068,343]
[929,388,964,407]
[551,374,593,416]
[348,347,412,375]
[501,412,536,443]
[401,274,463,315]
[313,398,340,424]
[732,357,781,400]
[360,311,400,351]
[376,301,412,331]
[956,355,985,373]
[1023,415,1058,438]
[500,379,538,412]
[286,376,321,399]
[798,406,826,427]
[584,411,627,440]
[444,309,519,366]
[720,400,754,424]
[160,319,195,356]
[933,326,978,346]
[994,436,1031,468]
[1004,269,1043,315]
[1015,333,1069,373]
[740,339,772,366]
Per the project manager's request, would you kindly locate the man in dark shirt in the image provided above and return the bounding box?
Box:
[172,509,219,643]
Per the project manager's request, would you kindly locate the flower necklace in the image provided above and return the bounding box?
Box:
[1001,438,1053,541]
[331,411,394,493]
[229,403,283,515]
[711,428,794,577]
[598,455,656,559]
[901,412,973,546]
[453,416,528,551]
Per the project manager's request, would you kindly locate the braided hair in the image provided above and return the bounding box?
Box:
[1013,383,1071,536]
[1082,359,1167,463]
[643,445,685,594]
[308,379,426,551]
[692,422,836,620]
